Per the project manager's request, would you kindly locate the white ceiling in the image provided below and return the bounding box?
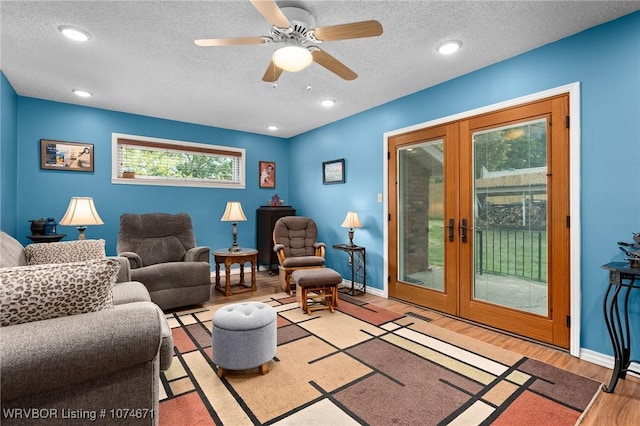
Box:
[2,1,639,138]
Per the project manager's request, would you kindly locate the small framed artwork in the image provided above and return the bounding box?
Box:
[259,161,276,188]
[40,140,94,172]
[322,158,345,184]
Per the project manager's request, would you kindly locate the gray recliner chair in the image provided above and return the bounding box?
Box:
[117,212,211,310]
[273,216,326,294]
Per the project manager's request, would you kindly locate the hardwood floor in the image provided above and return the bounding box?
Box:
[206,271,639,425]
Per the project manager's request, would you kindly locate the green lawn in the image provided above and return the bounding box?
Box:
[427,220,547,282]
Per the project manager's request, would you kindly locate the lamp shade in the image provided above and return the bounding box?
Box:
[272,45,313,72]
[59,197,104,226]
[220,201,247,222]
[341,211,362,229]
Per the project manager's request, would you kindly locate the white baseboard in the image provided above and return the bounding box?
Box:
[580,348,640,378]
[339,279,386,298]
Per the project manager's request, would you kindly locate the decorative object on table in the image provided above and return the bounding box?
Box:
[259,161,276,188]
[40,139,94,172]
[29,218,46,235]
[341,211,363,246]
[617,232,640,268]
[322,158,345,184]
[59,197,104,240]
[122,167,136,178]
[43,217,57,235]
[220,201,247,252]
[269,193,280,206]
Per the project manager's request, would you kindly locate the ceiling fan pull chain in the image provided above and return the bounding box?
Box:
[306,66,312,92]
[272,60,278,89]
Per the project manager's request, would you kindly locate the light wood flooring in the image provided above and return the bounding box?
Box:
[206,271,639,425]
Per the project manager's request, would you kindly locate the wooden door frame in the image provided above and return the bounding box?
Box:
[382,82,581,356]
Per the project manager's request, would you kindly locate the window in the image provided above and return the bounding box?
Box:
[111,133,245,189]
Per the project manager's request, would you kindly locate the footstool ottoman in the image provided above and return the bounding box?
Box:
[292,268,342,315]
[211,302,277,378]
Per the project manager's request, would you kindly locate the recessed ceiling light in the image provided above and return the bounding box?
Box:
[437,40,462,55]
[320,99,336,107]
[58,25,90,42]
[72,89,92,98]
[267,125,279,131]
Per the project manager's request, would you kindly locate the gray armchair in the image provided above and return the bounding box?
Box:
[273,216,326,294]
[117,213,211,310]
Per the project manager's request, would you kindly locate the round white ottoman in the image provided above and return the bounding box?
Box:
[212,301,277,377]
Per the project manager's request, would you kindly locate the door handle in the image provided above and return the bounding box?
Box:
[461,218,468,243]
[447,218,455,242]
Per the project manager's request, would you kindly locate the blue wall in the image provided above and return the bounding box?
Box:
[289,12,640,357]
[1,72,19,234]
[10,97,289,256]
[2,12,638,358]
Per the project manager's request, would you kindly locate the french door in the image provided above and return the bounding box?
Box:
[388,95,570,348]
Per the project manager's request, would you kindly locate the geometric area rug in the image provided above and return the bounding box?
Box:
[159,293,602,426]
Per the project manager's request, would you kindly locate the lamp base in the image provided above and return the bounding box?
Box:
[347,229,355,246]
[228,222,241,252]
[77,226,88,240]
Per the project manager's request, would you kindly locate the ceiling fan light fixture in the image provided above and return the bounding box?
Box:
[437,40,462,55]
[272,45,313,72]
[58,25,90,42]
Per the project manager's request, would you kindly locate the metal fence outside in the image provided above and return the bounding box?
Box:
[475,228,546,283]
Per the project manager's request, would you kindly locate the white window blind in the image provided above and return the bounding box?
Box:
[112,134,245,189]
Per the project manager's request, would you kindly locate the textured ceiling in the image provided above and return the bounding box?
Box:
[2,1,639,137]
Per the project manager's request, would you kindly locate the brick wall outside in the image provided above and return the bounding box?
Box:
[400,155,430,275]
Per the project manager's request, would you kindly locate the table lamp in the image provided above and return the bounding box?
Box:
[59,197,104,240]
[220,201,247,252]
[341,211,363,246]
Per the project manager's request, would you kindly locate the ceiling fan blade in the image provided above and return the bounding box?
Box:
[250,0,291,28]
[313,20,383,42]
[312,49,357,81]
[194,36,266,47]
[262,60,284,82]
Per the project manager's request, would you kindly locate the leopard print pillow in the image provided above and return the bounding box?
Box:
[0,258,119,327]
[25,239,106,265]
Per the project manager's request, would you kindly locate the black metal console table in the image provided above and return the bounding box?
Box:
[601,262,640,393]
[333,244,366,295]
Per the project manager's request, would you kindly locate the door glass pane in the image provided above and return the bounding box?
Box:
[473,119,548,315]
[398,139,445,291]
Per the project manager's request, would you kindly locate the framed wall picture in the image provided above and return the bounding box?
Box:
[259,161,276,188]
[322,158,345,184]
[40,140,94,172]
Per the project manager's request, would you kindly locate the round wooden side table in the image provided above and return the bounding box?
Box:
[26,234,66,243]
[213,248,258,296]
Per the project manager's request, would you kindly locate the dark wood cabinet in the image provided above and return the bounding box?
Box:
[256,206,295,273]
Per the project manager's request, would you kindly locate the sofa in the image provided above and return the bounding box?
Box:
[0,232,173,425]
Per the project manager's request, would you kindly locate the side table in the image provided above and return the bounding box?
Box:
[332,244,366,295]
[213,248,258,296]
[601,262,640,393]
[26,234,66,243]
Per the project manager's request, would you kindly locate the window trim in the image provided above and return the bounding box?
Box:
[111,133,246,189]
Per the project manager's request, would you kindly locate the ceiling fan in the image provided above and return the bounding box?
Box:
[194,0,383,82]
